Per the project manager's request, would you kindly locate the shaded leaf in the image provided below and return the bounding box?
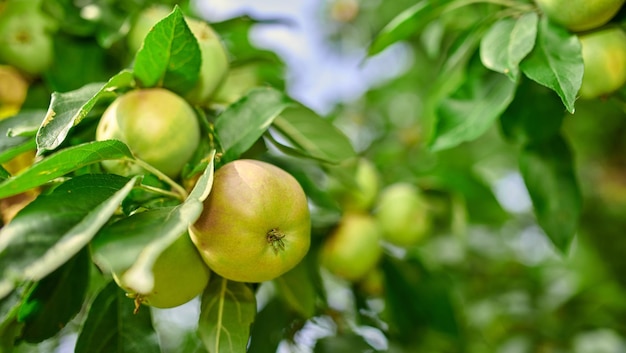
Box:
[199,276,256,353]
[520,17,583,113]
[480,12,538,80]
[368,1,450,56]
[314,333,375,353]
[274,260,316,318]
[0,174,135,299]
[0,110,44,152]
[36,70,135,154]
[74,281,161,353]
[17,249,89,343]
[270,106,355,164]
[519,135,582,252]
[133,6,201,95]
[248,298,293,353]
[215,87,293,163]
[431,63,517,151]
[501,78,566,144]
[0,140,133,199]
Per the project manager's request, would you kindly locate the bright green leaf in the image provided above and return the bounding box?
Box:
[519,135,582,252]
[0,174,135,299]
[74,281,161,353]
[520,17,583,114]
[270,106,355,164]
[215,87,293,163]
[368,1,450,56]
[133,6,201,95]
[0,140,133,199]
[36,70,135,154]
[480,12,538,80]
[199,276,256,353]
[431,63,517,151]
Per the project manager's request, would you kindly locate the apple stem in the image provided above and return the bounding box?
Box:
[132,157,188,200]
[267,228,286,254]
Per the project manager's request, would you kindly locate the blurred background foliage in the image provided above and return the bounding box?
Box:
[2,0,626,352]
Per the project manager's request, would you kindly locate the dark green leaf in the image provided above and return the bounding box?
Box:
[17,249,89,343]
[314,333,375,353]
[479,12,538,80]
[36,70,135,154]
[501,78,566,144]
[381,256,461,343]
[133,6,201,95]
[519,135,582,252]
[199,276,256,353]
[270,106,356,164]
[274,259,316,318]
[368,1,450,56]
[520,17,583,114]
[248,298,293,353]
[0,174,135,299]
[74,281,161,353]
[0,166,9,181]
[215,87,293,163]
[431,63,517,151]
[0,140,133,199]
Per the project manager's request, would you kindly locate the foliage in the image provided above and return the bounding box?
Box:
[1,0,626,352]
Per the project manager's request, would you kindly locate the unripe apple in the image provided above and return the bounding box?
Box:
[375,182,431,247]
[0,2,55,75]
[535,0,625,32]
[95,88,200,178]
[113,231,211,309]
[320,213,382,282]
[578,26,626,99]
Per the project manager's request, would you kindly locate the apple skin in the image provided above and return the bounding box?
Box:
[319,213,382,282]
[535,0,625,32]
[114,232,211,309]
[375,182,431,247]
[189,159,311,283]
[578,26,626,99]
[95,88,200,178]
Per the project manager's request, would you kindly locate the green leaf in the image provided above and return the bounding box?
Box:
[368,1,450,56]
[36,70,135,154]
[247,298,293,353]
[501,78,566,144]
[520,17,583,114]
[17,249,89,343]
[273,260,316,318]
[133,6,201,96]
[0,174,135,299]
[92,155,214,293]
[0,110,45,164]
[480,12,538,80]
[431,62,517,151]
[0,110,44,152]
[215,87,293,163]
[0,166,8,181]
[74,281,161,353]
[0,140,133,199]
[198,276,256,353]
[314,334,375,353]
[381,255,461,343]
[269,106,356,164]
[519,135,582,252]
